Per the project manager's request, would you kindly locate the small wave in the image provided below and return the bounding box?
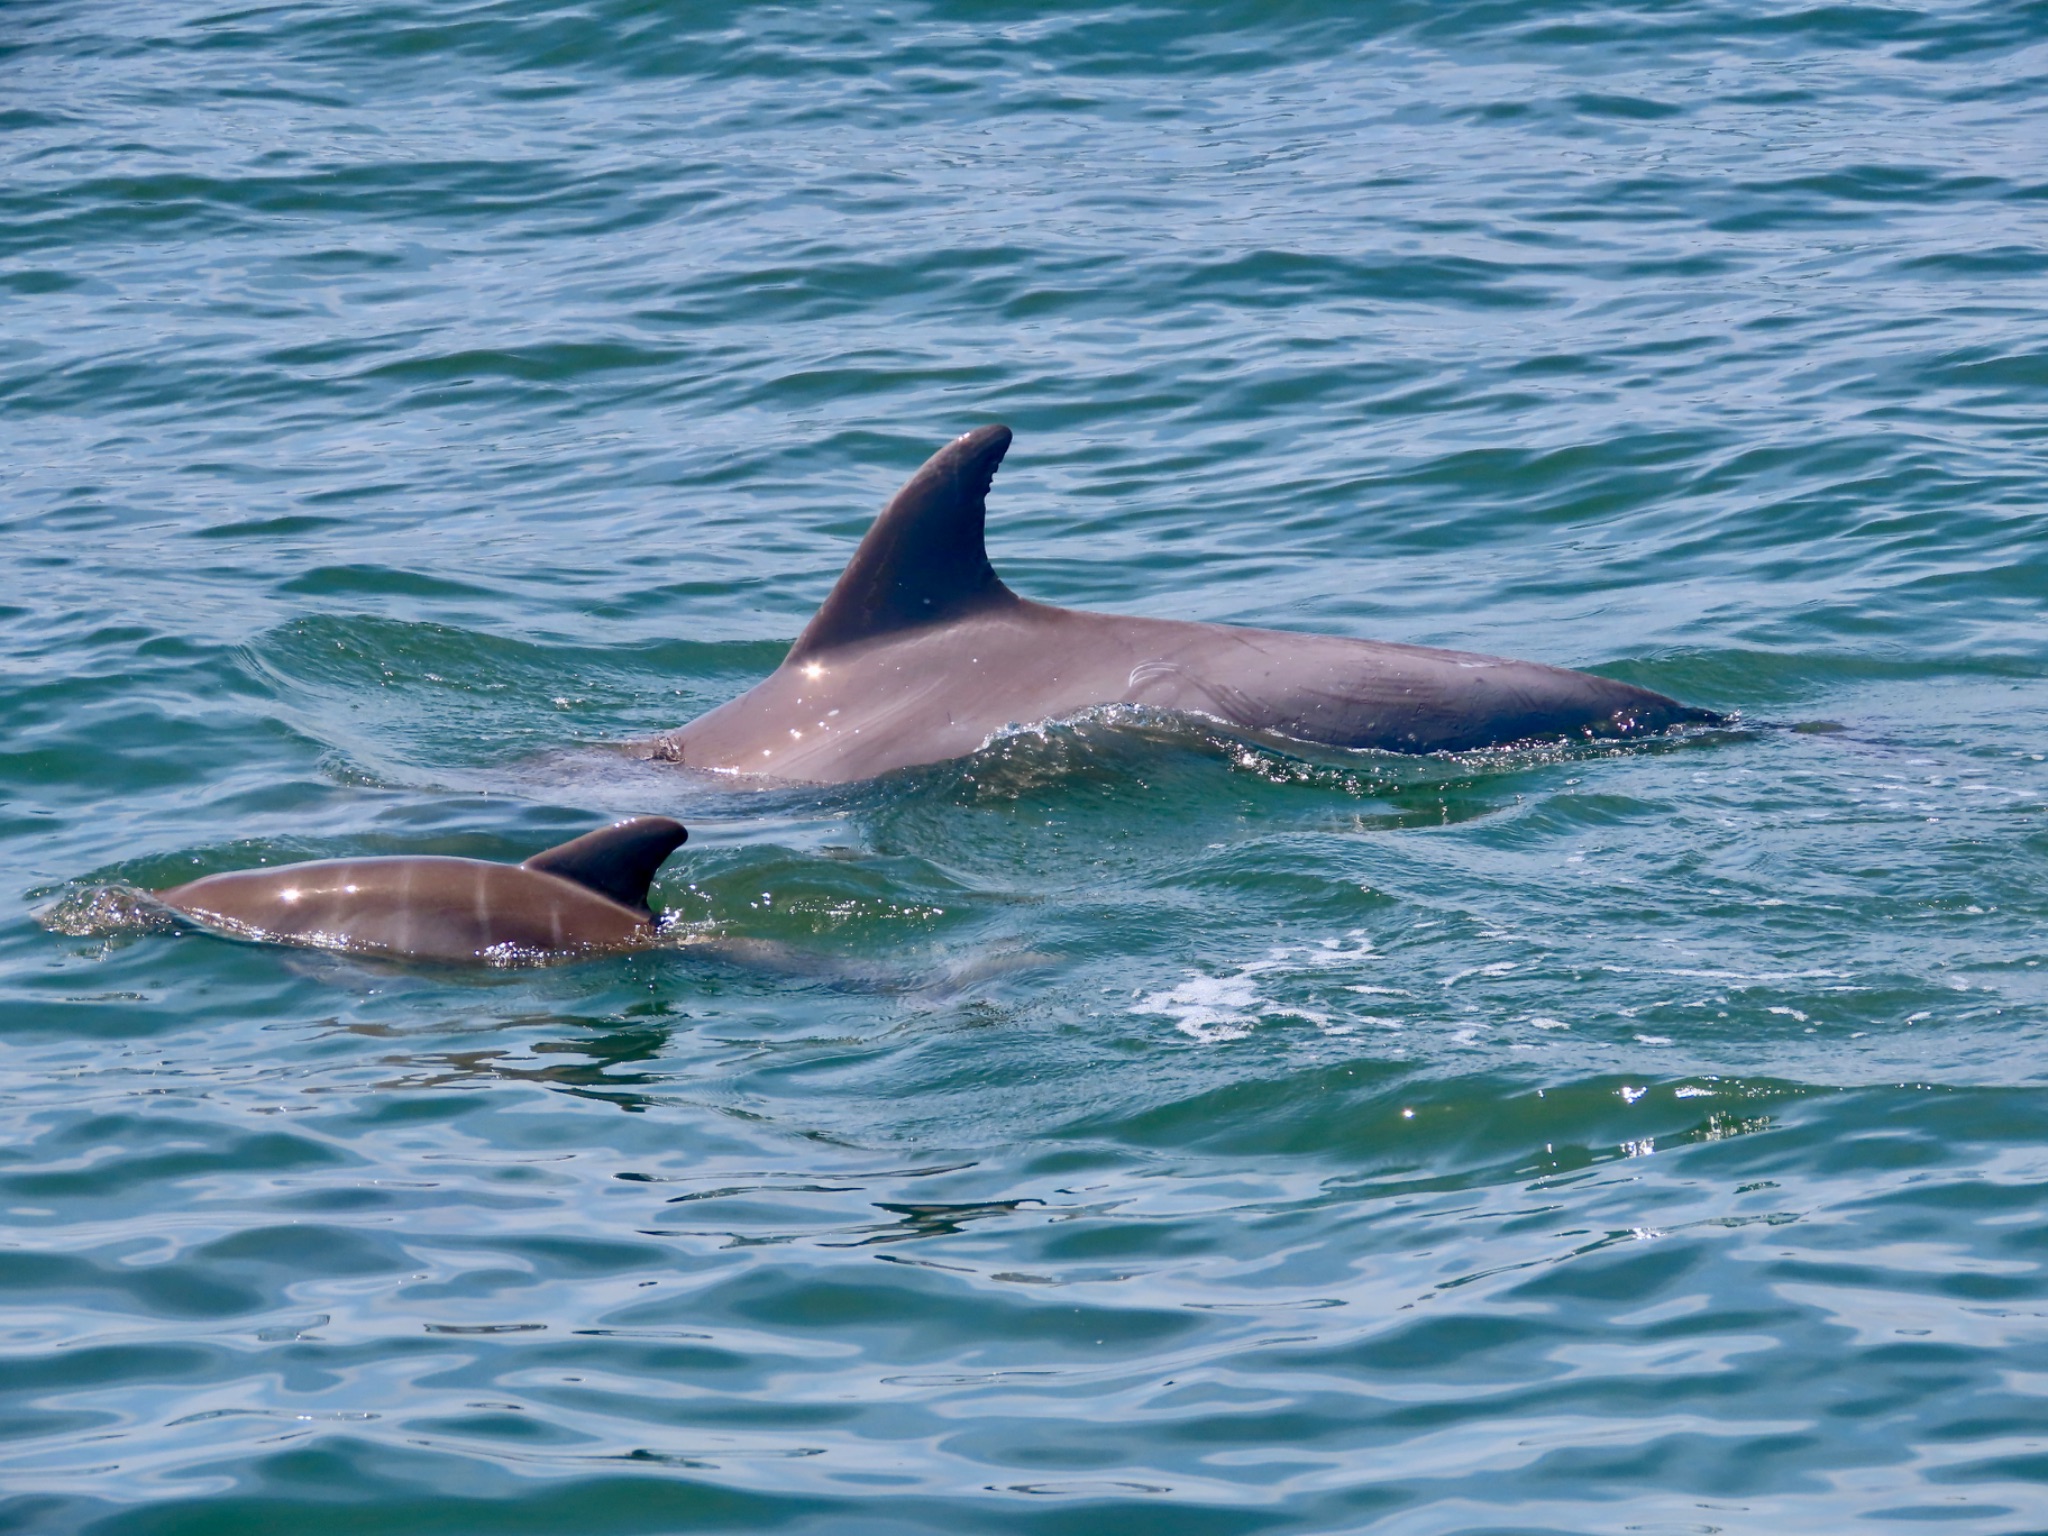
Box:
[937,703,1722,817]
[37,882,182,940]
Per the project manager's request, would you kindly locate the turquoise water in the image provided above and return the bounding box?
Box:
[7,1,2048,1530]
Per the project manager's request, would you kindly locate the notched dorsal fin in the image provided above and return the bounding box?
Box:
[523,816,687,916]
[790,424,1016,658]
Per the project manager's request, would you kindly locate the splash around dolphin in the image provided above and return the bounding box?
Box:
[649,426,1719,784]
[154,817,688,965]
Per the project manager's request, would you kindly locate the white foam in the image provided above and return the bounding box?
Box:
[1133,971,1267,1042]
[1132,933,1379,1042]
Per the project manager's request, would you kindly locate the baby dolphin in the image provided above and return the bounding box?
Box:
[156,816,688,965]
[652,427,1719,783]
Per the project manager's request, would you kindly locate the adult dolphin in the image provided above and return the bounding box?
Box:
[651,427,1717,783]
[155,817,687,964]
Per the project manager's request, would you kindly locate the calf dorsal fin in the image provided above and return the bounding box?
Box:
[789,424,1017,658]
[523,816,687,916]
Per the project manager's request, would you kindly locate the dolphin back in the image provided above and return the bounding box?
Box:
[157,817,689,963]
[655,429,1721,782]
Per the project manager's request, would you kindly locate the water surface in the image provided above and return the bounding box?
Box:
[6,2,2048,1532]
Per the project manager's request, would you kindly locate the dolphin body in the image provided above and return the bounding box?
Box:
[155,817,688,964]
[651,426,1718,784]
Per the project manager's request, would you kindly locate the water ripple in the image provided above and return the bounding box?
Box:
[6,0,2048,1531]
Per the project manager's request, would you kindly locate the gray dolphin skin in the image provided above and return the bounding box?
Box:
[155,817,688,964]
[650,426,1717,783]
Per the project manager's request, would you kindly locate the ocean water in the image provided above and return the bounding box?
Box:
[6,1,2048,1531]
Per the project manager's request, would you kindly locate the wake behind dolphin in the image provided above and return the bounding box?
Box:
[651,427,1718,783]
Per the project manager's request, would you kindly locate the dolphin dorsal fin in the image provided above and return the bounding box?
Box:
[522,816,687,916]
[790,424,1017,658]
